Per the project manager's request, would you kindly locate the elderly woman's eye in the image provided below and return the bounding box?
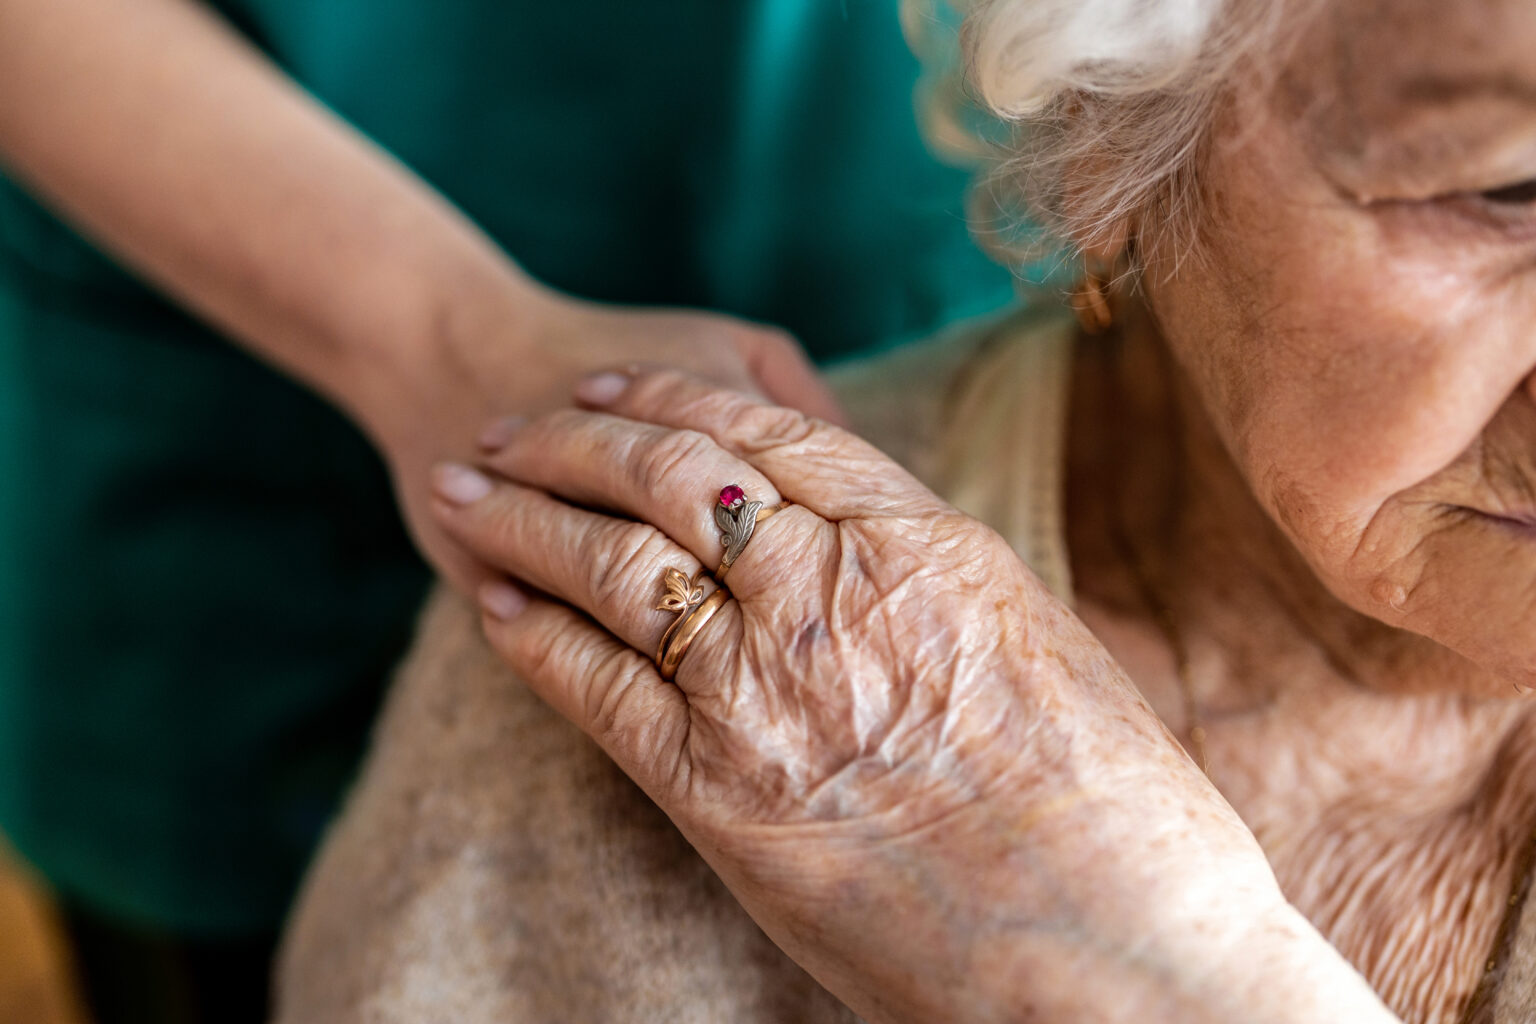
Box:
[1479,179,1536,204]
[1436,177,1536,231]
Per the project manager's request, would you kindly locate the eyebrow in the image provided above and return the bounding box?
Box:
[1399,72,1536,108]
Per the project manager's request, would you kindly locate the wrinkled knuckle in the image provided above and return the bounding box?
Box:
[914,513,997,558]
[670,386,750,430]
[726,402,820,451]
[587,521,674,608]
[631,428,717,495]
[509,612,574,680]
[587,650,650,737]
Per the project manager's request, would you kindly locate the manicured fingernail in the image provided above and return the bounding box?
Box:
[478,580,529,620]
[574,371,630,405]
[476,415,527,451]
[431,463,493,505]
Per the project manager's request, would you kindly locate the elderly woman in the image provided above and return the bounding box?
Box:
[275,0,1536,1021]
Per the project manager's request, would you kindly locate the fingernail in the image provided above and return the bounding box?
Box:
[431,463,494,505]
[476,415,527,452]
[574,371,630,405]
[478,580,529,620]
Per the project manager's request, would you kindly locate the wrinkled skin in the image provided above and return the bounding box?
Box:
[429,368,1393,1023]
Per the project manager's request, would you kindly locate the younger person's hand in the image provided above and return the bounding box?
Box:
[364,285,844,594]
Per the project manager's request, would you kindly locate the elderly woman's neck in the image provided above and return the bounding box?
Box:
[1063,305,1496,715]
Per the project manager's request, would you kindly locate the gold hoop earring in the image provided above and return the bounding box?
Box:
[1070,269,1114,334]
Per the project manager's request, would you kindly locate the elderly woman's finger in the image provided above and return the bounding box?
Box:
[573,367,944,520]
[477,595,692,796]
[431,463,738,660]
[478,408,784,576]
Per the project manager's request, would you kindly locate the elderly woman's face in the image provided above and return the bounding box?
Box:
[1142,0,1536,690]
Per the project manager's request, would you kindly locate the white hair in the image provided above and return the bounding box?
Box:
[904,0,1314,274]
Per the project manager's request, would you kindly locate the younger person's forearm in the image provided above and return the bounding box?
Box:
[0,0,532,431]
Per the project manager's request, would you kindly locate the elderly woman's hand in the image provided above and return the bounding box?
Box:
[428,368,1398,1024]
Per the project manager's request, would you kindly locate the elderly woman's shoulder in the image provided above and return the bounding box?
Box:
[827,304,1073,484]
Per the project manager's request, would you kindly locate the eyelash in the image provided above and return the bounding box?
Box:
[1479,179,1536,205]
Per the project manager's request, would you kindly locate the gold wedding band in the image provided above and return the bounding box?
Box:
[656,589,729,681]
[654,567,707,657]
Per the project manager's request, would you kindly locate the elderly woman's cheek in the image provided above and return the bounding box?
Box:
[1160,123,1522,528]
[1266,274,1494,497]
[1231,287,1520,615]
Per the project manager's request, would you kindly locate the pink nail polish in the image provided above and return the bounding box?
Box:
[431,463,494,505]
[478,581,528,620]
[574,371,630,405]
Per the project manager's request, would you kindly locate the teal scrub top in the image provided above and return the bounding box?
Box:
[0,0,1013,934]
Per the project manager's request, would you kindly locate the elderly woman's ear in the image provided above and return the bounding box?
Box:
[1066,215,1135,333]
